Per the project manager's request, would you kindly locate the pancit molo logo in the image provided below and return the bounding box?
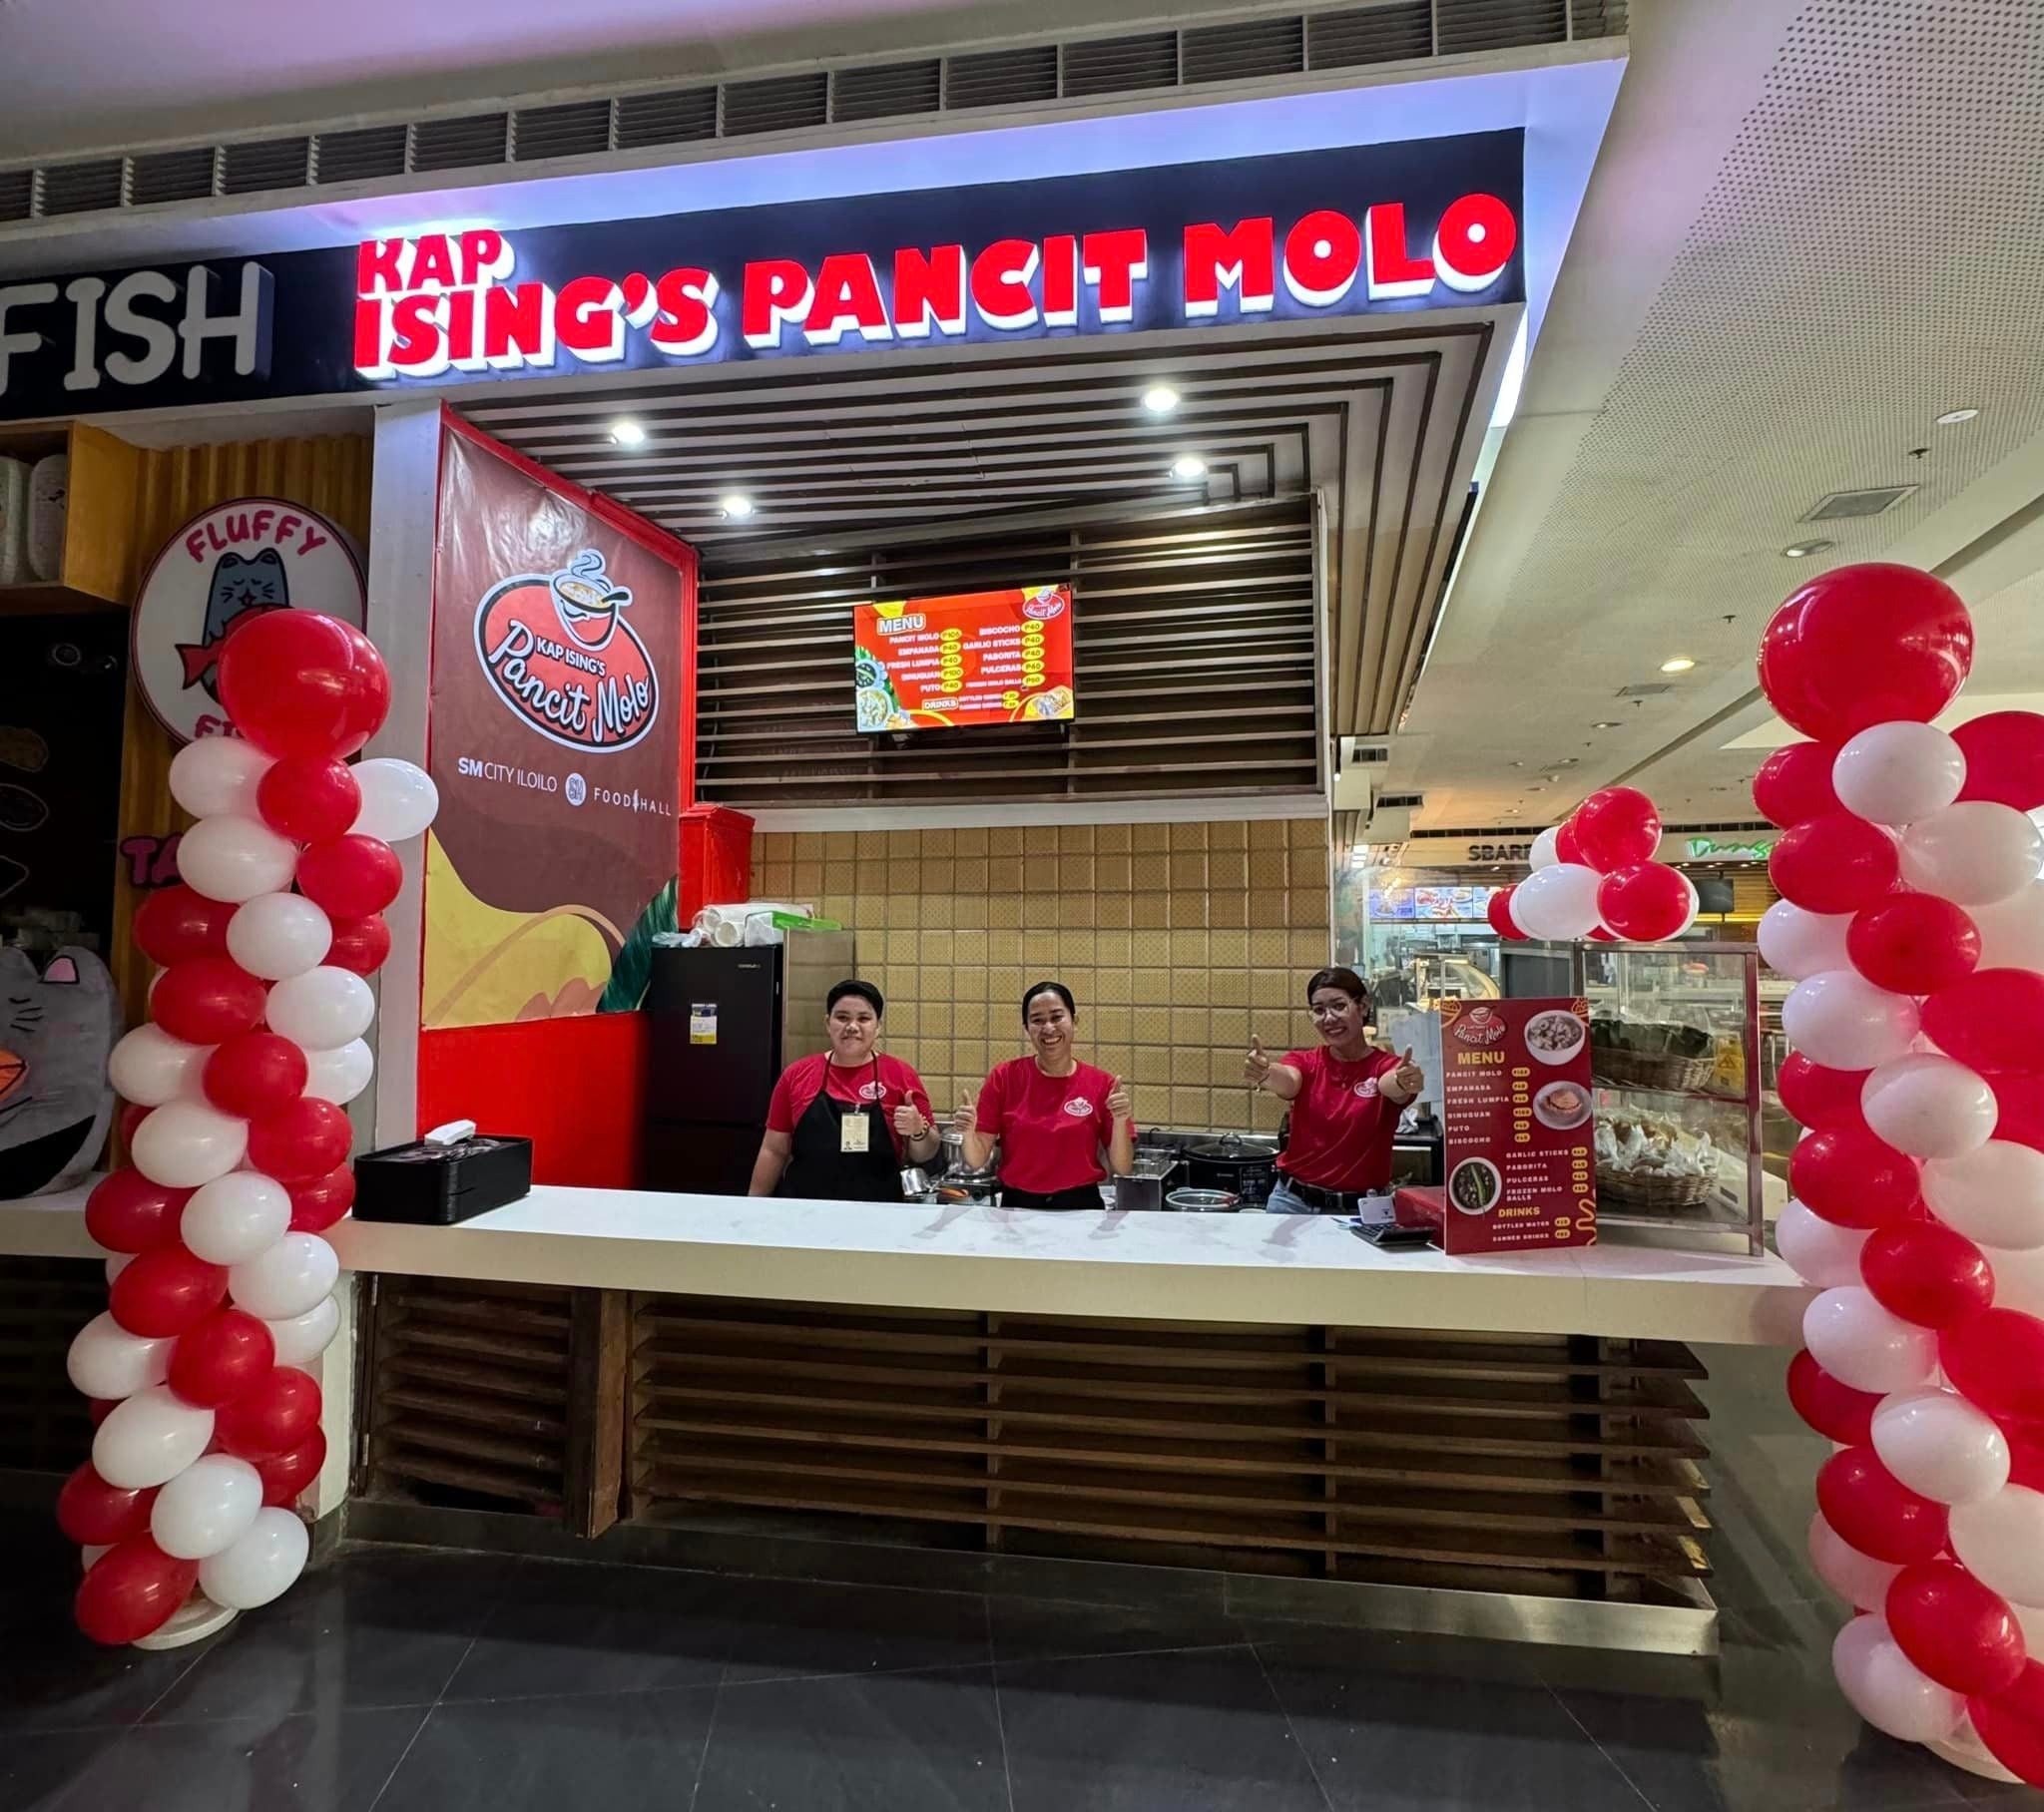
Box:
[1021,585,1069,621]
[1449,1004,1507,1047]
[473,549,658,752]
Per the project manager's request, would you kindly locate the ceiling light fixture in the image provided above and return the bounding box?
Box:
[1660,657,1696,674]
[1142,384,1182,414]
[1592,720,1622,729]
[1171,454,1208,481]
[720,493,755,520]
[1782,539,1834,559]
[610,420,647,447]
[1935,407,1981,426]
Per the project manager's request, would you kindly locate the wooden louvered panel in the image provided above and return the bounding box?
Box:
[628,1296,1713,1595]
[0,1257,101,1473]
[694,499,1319,805]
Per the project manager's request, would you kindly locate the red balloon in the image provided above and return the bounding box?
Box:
[203,1031,308,1119]
[1596,863,1695,941]
[216,1365,322,1460]
[1753,740,1844,829]
[288,1163,356,1232]
[1789,1126,1921,1229]
[2010,1427,2044,1494]
[247,1096,353,1184]
[294,834,402,918]
[73,1534,198,1645]
[1758,563,1974,743]
[87,1396,118,1427]
[168,1308,275,1408]
[217,609,390,760]
[1955,711,2044,813]
[1787,1349,1883,1445]
[1847,892,1981,996]
[1777,1053,1871,1132]
[256,755,362,843]
[1570,787,1661,873]
[1587,925,1621,942]
[1816,1446,1951,1565]
[1486,888,1528,942]
[119,1103,152,1147]
[1923,970,2044,1076]
[1861,1220,1995,1329]
[1970,1660,2044,1788]
[1942,1311,2044,1424]
[1887,1561,2027,1697]
[325,912,393,976]
[109,1245,229,1339]
[1769,813,1900,914]
[152,955,266,1046]
[85,1169,192,1253]
[133,884,236,966]
[1986,1070,2044,1151]
[1554,819,1587,865]
[55,1462,158,1547]
[254,1428,328,1507]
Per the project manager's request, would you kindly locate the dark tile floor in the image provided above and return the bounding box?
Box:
[1,1344,2029,1810]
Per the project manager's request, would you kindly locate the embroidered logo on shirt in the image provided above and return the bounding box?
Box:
[1353,1078,1379,1099]
[1062,1097,1095,1117]
[857,1081,888,1102]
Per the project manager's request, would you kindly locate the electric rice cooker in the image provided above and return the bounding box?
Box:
[1183,1133,1279,1206]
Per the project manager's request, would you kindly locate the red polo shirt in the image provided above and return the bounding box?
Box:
[766,1053,933,1159]
[1277,1046,1405,1192]
[976,1058,1132,1194]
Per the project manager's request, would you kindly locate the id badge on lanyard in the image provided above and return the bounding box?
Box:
[840,1112,871,1154]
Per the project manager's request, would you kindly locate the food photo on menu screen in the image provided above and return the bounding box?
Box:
[852,585,1076,731]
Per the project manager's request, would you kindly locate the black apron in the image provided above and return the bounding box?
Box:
[781,1059,904,1203]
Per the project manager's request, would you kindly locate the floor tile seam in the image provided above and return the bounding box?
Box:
[1246,1636,1338,1812]
[1543,1678,1663,1812]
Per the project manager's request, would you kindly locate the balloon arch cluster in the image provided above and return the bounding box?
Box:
[1753,563,2044,1784]
[1485,786,1701,944]
[59,613,437,1646]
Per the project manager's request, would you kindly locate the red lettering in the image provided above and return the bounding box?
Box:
[1282,210,1361,307]
[458,230,511,285]
[482,283,555,368]
[185,529,208,562]
[356,238,406,296]
[251,507,274,541]
[804,253,890,345]
[443,287,481,369]
[388,292,448,373]
[1081,228,1148,323]
[651,267,720,356]
[892,246,966,338]
[1364,204,1434,298]
[1043,235,1078,326]
[970,238,1039,330]
[410,235,457,289]
[1433,194,1516,293]
[557,276,626,362]
[352,297,393,377]
[743,259,814,348]
[1183,220,1275,317]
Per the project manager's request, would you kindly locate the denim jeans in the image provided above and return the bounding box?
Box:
[1264,1179,1321,1215]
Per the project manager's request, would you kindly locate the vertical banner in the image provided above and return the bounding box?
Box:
[423,422,694,1030]
[1437,999,1597,1254]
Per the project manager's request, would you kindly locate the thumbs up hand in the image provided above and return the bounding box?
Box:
[1244,1035,1273,1088]
[1106,1075,1133,1120]
[1392,1046,1424,1099]
[951,1095,976,1136]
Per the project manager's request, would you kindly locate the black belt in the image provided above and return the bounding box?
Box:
[999,1183,1104,1211]
[1280,1176,1371,1213]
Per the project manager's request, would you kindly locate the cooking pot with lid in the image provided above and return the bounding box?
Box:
[1165,1186,1241,1212]
[1183,1133,1279,1206]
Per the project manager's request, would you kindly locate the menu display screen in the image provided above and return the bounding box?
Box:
[852,585,1076,732]
[1437,998,1597,1254]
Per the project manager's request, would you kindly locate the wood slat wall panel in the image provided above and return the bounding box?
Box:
[627,1295,1713,1596]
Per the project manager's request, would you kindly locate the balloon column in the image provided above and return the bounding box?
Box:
[1754,562,2044,1785]
[1489,786,1701,944]
[61,612,437,1646]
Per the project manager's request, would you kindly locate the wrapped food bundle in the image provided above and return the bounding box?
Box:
[1596,1110,1719,1208]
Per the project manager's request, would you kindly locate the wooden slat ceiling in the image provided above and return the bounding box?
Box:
[454,312,1510,755]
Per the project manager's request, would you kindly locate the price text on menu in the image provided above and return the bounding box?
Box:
[851,585,1076,733]
[1436,998,1597,1255]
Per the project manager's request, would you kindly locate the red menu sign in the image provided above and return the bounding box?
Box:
[1437,998,1597,1254]
[852,585,1075,731]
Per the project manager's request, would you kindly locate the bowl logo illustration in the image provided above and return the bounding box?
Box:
[1448,1003,1507,1047]
[1020,585,1069,621]
[474,549,658,752]
[1062,1096,1095,1118]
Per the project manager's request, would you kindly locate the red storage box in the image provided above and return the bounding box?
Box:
[679,803,755,922]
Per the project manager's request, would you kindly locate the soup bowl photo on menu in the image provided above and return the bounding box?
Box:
[1448,1157,1502,1216]
[1533,1080,1593,1132]
[1525,1009,1588,1067]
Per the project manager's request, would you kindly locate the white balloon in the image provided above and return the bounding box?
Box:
[198,1507,308,1610]
[264,966,374,1051]
[1970,878,2044,974]
[1802,1286,1938,1396]
[1921,1140,2044,1250]
[1831,722,1967,827]
[349,758,439,843]
[1832,1614,1967,1744]
[1511,861,1604,940]
[1782,970,1921,1071]
[181,1171,291,1265]
[1860,1054,1998,1159]
[1870,1386,2011,1507]
[1759,901,1855,981]
[1982,1240,2044,1316]
[176,813,300,904]
[1776,1199,1870,1288]
[92,1384,215,1490]
[1808,1511,1903,1611]
[150,1454,263,1561]
[104,1254,132,1285]
[1900,802,2044,906]
[131,1099,248,1188]
[303,1038,373,1106]
[65,1311,175,1400]
[108,1024,213,1109]
[1529,827,1561,871]
[264,1294,340,1367]
[227,892,332,981]
[230,1231,339,1321]
[1950,1484,2044,1608]
[168,735,273,819]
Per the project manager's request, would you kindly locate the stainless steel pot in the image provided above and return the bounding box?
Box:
[1165,1186,1241,1212]
[1115,1172,1166,1211]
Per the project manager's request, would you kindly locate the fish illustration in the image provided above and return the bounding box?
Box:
[176,549,289,701]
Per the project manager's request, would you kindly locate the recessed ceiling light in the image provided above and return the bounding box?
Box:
[1142,384,1182,414]
[1783,539,1834,559]
[1171,454,1208,481]
[1935,407,1981,426]
[1508,759,1524,768]
[1660,657,1696,674]
[720,493,755,520]
[1592,720,1622,729]
[610,420,647,447]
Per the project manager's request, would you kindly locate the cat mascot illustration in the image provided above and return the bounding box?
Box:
[0,946,117,1197]
[176,548,289,704]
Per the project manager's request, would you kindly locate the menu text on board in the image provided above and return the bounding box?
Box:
[852,585,1076,732]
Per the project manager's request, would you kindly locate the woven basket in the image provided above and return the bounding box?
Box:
[1595,1046,1719,1095]
[1598,1166,1715,1210]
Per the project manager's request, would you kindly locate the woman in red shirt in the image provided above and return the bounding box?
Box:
[955,981,1135,1210]
[1245,966,1423,1213]
[749,980,939,1201]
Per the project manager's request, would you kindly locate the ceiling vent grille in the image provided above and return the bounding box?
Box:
[832,60,943,124]
[221,137,310,197]
[40,158,125,218]
[411,112,510,174]
[511,100,613,162]
[614,87,719,151]
[1569,0,1629,35]
[1615,681,1674,697]
[1183,16,1307,84]
[1062,32,1180,99]
[0,171,35,224]
[130,146,217,208]
[1437,0,1568,55]
[724,72,830,137]
[1802,484,1919,521]
[945,44,1060,110]
[313,124,409,185]
[1306,3,1433,68]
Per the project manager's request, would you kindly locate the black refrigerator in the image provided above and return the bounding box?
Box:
[643,933,856,1193]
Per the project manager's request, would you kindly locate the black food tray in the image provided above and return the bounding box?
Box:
[352,1134,533,1225]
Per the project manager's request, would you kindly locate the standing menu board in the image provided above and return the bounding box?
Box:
[1437,998,1597,1254]
[852,585,1075,731]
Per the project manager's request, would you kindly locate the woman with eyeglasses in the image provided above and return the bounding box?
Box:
[1244,966,1423,1214]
